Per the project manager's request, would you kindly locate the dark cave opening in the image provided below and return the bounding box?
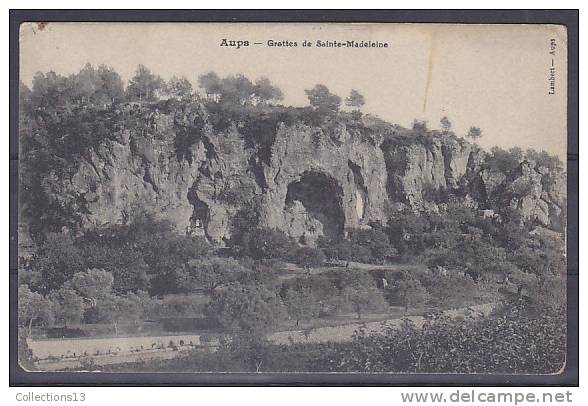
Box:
[285,171,345,239]
[187,187,210,237]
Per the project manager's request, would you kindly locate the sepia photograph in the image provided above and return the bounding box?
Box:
[15,20,570,377]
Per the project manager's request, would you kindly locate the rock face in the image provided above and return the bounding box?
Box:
[259,123,389,241]
[381,136,484,209]
[37,103,566,243]
[489,160,566,230]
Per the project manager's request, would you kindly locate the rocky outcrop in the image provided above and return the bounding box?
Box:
[259,123,389,239]
[35,103,566,243]
[381,136,484,209]
[479,160,566,230]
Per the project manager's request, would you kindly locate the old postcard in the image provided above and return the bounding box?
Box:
[17,22,568,375]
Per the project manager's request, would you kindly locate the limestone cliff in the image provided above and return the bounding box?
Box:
[31,102,566,243]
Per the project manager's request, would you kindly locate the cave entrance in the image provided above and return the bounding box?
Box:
[285,171,345,239]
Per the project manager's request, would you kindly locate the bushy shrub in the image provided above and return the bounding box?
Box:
[283,287,319,326]
[205,283,284,337]
[45,327,88,339]
[18,285,54,335]
[485,147,523,173]
[48,287,85,327]
[417,271,480,309]
[180,257,249,295]
[237,228,296,261]
[385,278,428,313]
[320,228,397,265]
[287,246,326,269]
[322,301,565,374]
[144,294,207,320]
[282,273,342,317]
[28,233,86,294]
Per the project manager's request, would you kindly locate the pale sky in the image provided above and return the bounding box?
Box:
[20,22,568,159]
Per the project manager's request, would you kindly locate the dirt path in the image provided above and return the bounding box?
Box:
[278,261,426,280]
[28,333,204,362]
[268,302,496,345]
[31,302,495,370]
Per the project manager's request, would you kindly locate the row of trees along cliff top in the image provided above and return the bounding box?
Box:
[21,63,483,139]
[22,63,365,111]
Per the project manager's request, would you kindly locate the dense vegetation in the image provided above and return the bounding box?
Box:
[18,64,567,373]
[98,299,565,374]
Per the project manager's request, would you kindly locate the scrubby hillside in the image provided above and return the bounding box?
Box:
[19,92,565,244]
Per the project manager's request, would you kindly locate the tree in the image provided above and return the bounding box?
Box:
[339,272,387,319]
[19,81,32,114]
[466,126,482,140]
[508,236,562,284]
[18,285,54,336]
[198,72,283,106]
[182,257,248,295]
[206,283,283,337]
[342,284,387,320]
[219,74,255,105]
[18,269,44,293]
[291,246,326,270]
[89,293,145,335]
[385,209,430,255]
[49,287,85,327]
[283,287,318,326]
[95,64,125,104]
[121,215,210,295]
[70,269,114,307]
[165,76,193,99]
[526,149,563,172]
[440,116,452,133]
[412,119,428,134]
[252,77,284,104]
[198,71,222,97]
[126,64,164,102]
[236,260,280,291]
[71,63,98,104]
[486,146,524,173]
[31,233,86,293]
[297,274,342,316]
[508,269,538,296]
[305,84,341,114]
[391,279,429,314]
[66,63,124,106]
[238,228,294,260]
[345,89,366,110]
[30,71,73,110]
[117,292,147,325]
[426,232,509,282]
[348,228,398,264]
[418,272,478,309]
[81,237,150,293]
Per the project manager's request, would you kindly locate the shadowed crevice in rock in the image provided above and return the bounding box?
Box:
[187,186,210,238]
[380,141,407,203]
[348,160,368,220]
[285,171,345,240]
[248,156,269,190]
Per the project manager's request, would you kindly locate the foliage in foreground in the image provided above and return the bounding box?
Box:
[322,300,566,374]
[101,300,565,374]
